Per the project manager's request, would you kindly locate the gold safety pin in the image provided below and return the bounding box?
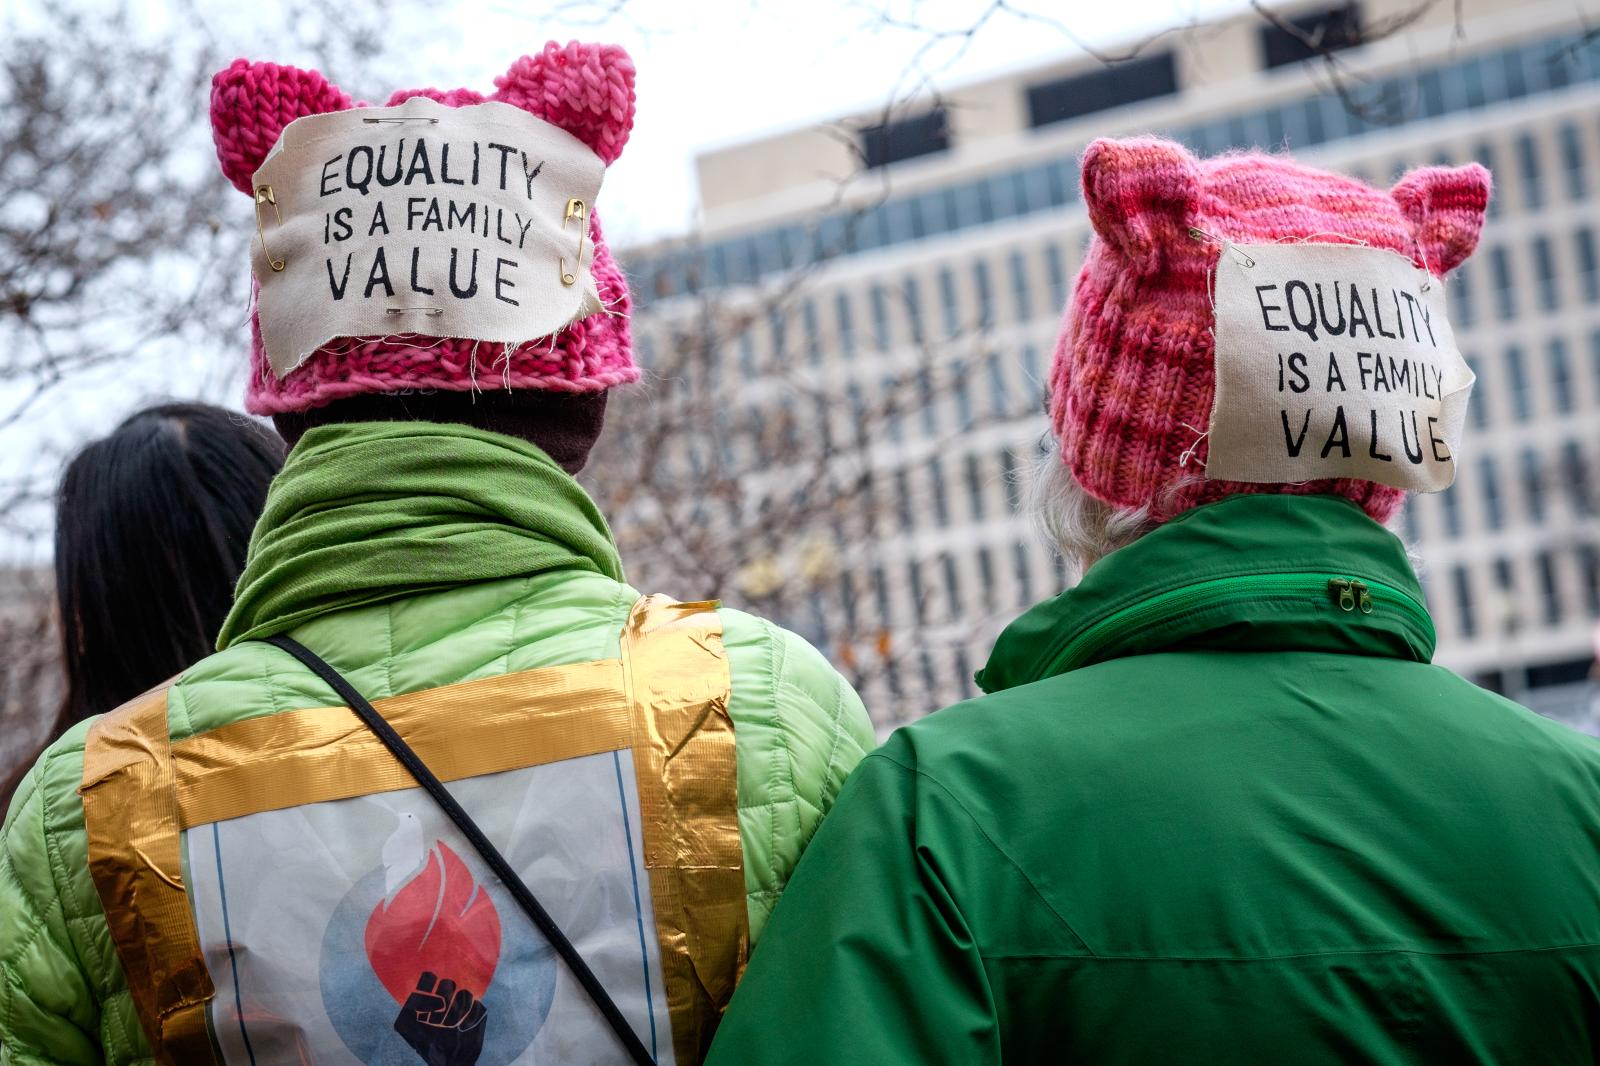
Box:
[254,185,286,272]
[560,198,587,286]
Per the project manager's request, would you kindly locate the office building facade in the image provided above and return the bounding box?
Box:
[622,0,1600,729]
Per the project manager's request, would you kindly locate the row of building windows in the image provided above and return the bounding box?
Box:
[638,239,1076,381]
[1446,544,1600,640]
[628,27,1600,305]
[1462,329,1600,427]
[835,531,1065,639]
[1419,436,1595,541]
[1453,226,1600,329]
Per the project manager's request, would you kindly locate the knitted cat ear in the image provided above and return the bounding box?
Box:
[491,42,637,166]
[1390,163,1492,277]
[1081,137,1202,274]
[211,60,356,194]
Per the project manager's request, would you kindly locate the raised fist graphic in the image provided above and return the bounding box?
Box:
[394,971,489,1066]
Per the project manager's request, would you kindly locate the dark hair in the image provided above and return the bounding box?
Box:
[271,389,609,475]
[51,403,285,727]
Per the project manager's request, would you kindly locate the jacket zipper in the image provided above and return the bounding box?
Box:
[1042,572,1432,676]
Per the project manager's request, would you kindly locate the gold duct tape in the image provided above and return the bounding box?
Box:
[172,659,630,827]
[621,595,748,1064]
[80,686,218,1066]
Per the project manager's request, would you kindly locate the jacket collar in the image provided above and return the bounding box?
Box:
[977,494,1435,694]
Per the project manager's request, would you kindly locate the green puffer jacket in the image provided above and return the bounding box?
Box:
[0,422,875,1066]
[709,493,1600,1065]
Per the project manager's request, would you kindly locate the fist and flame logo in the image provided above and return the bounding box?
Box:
[367,814,503,1065]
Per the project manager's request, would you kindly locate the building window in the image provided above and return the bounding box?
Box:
[1561,124,1587,201]
[894,469,913,532]
[940,551,962,616]
[861,108,949,169]
[1044,243,1068,311]
[814,394,834,453]
[768,306,788,362]
[1022,344,1046,411]
[1008,250,1033,322]
[1563,440,1594,515]
[977,547,996,612]
[919,368,938,437]
[1026,52,1178,127]
[1464,355,1488,429]
[903,276,925,346]
[1537,551,1563,625]
[1489,246,1516,320]
[1576,228,1599,304]
[1521,448,1546,522]
[973,259,994,331]
[883,373,904,443]
[1548,337,1574,413]
[1439,483,1463,538]
[966,453,986,521]
[870,284,891,351]
[801,299,820,366]
[908,559,927,625]
[919,651,938,699]
[986,353,1010,418]
[1532,236,1558,311]
[1479,456,1504,530]
[1504,345,1531,421]
[838,571,857,632]
[739,334,758,379]
[1001,449,1022,513]
[872,566,892,627]
[1452,565,1476,639]
[953,362,974,430]
[1013,540,1033,604]
[929,458,950,527]
[1451,262,1477,327]
[846,383,867,447]
[954,647,976,701]
[1259,3,1364,70]
[1580,546,1600,617]
[834,292,856,357]
[1516,133,1544,211]
[939,267,961,339]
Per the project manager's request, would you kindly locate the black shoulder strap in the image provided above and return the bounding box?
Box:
[264,634,656,1066]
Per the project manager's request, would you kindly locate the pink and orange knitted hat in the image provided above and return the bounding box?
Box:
[1052,136,1490,524]
[210,43,639,415]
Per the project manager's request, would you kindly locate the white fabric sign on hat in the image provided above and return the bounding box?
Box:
[250,96,607,377]
[1204,242,1475,492]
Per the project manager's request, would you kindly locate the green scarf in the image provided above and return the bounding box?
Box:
[218,421,623,648]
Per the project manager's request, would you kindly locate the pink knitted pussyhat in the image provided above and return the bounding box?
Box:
[1052,136,1490,524]
[210,44,639,415]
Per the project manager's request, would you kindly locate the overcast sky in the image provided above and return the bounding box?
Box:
[363,0,1252,245]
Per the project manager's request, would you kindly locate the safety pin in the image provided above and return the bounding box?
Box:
[254,185,286,272]
[560,198,587,286]
[385,307,444,316]
[362,116,440,124]
[1187,225,1256,268]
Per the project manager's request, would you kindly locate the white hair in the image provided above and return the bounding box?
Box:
[1027,443,1158,582]
[1028,438,1424,581]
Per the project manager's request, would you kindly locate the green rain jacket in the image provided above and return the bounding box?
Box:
[708,493,1600,1065]
[0,422,875,1066]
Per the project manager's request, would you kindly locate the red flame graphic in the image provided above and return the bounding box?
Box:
[365,840,502,1003]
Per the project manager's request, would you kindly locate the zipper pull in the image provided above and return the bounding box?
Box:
[1353,580,1374,614]
[1328,578,1356,612]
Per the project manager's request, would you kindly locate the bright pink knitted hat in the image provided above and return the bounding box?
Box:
[210,44,639,415]
[1053,137,1490,524]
